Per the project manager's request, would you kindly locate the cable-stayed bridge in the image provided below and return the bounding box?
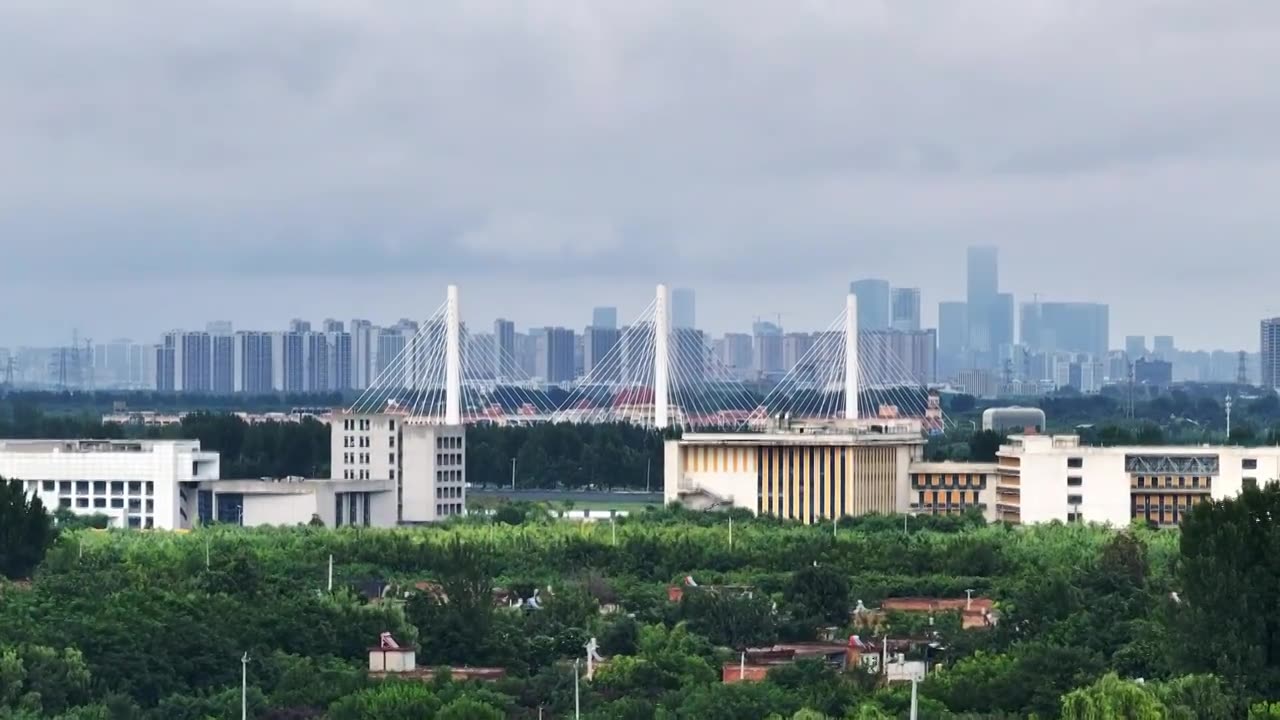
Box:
[348,286,947,432]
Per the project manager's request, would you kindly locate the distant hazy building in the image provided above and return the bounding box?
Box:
[288,319,312,334]
[234,332,274,394]
[671,288,696,330]
[1125,335,1147,360]
[850,279,891,331]
[305,333,329,392]
[155,336,175,391]
[350,320,375,390]
[1263,319,1280,390]
[782,333,817,373]
[1153,336,1176,361]
[720,333,754,379]
[752,321,784,375]
[174,332,212,393]
[671,328,706,383]
[206,321,233,335]
[891,288,922,332]
[862,330,938,385]
[538,327,576,385]
[591,307,618,330]
[493,319,516,378]
[278,332,305,393]
[211,335,234,394]
[584,326,621,379]
[328,330,353,391]
[966,246,999,355]
[1021,302,1109,359]
[1134,358,1173,387]
[957,368,997,399]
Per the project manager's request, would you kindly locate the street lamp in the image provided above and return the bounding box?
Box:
[241,652,250,720]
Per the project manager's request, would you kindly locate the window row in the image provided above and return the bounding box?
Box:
[342,418,374,431]
[1133,475,1211,489]
[435,469,463,483]
[436,436,463,450]
[341,469,372,480]
[58,496,153,512]
[436,486,464,499]
[39,480,154,496]
[436,502,464,517]
[436,453,463,467]
[342,435,372,448]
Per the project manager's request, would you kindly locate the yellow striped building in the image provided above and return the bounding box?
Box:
[664,419,926,522]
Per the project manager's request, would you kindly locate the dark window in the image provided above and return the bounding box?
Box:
[93,498,106,508]
[59,481,72,494]
[59,498,71,508]
[111,481,124,495]
[111,498,124,509]
[128,481,141,495]
[1244,459,1258,470]
[146,482,154,495]
[1067,494,1084,506]
[144,517,154,529]
[75,498,89,508]
[1136,477,1145,488]
[1067,476,1083,487]
[128,516,141,529]
[42,481,54,492]
[93,481,106,494]
[1067,457,1083,468]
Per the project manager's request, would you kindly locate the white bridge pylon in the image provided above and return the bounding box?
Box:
[348,285,941,430]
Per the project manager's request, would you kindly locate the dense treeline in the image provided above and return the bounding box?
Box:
[5,488,1280,717]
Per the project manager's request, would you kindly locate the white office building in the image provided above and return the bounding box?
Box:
[992,434,1280,527]
[331,412,466,523]
[2,439,219,529]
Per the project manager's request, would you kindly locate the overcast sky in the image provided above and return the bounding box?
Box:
[2,1,1278,349]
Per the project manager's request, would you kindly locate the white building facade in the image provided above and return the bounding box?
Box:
[331,412,466,523]
[1,439,219,529]
[994,434,1280,527]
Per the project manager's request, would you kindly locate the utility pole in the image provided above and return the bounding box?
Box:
[510,458,517,491]
[909,677,919,720]
[241,652,249,720]
[327,554,334,593]
[645,457,651,493]
[574,659,581,719]
[1226,396,1233,439]
[728,516,733,550]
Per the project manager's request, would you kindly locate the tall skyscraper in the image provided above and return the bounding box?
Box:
[350,320,375,390]
[494,319,516,378]
[155,336,176,391]
[584,326,621,379]
[1020,302,1109,359]
[592,307,618,330]
[720,333,754,379]
[891,288,922,332]
[671,328,705,383]
[328,330,352,391]
[850,279,890,331]
[752,321,784,375]
[1153,336,1176,361]
[1263,319,1280,390]
[288,319,312,334]
[169,332,211,393]
[206,321,233,335]
[538,327,575,384]
[305,332,329,392]
[211,335,234,394]
[966,246,999,355]
[783,332,817,372]
[278,332,305,393]
[938,302,968,355]
[233,331,274,394]
[1125,335,1147,360]
[671,288,696,330]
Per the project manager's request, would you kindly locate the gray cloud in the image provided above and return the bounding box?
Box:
[2,0,1279,347]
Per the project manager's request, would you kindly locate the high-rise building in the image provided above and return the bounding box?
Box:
[351,320,375,390]
[277,332,305,393]
[328,331,353,391]
[288,319,312,333]
[322,319,344,333]
[1020,302,1109,359]
[155,336,176,391]
[169,332,212,393]
[993,293,1014,352]
[234,331,274,394]
[719,333,755,379]
[211,335,234,394]
[966,246,999,355]
[752,321,784,375]
[538,327,576,384]
[938,302,968,355]
[671,288,696,330]
[1263,319,1280,390]
[584,326,621,379]
[592,307,618,330]
[671,328,705,383]
[305,333,329,392]
[206,321,233,335]
[850,279,891,331]
[1153,336,1176,361]
[494,319,516,379]
[783,333,817,372]
[1125,336,1147,360]
[862,330,938,385]
[891,288,921,332]
[374,328,408,387]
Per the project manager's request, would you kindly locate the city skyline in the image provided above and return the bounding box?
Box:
[4,4,1280,348]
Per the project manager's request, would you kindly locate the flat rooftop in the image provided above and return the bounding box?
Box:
[680,419,926,447]
[0,438,205,454]
[203,478,395,494]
